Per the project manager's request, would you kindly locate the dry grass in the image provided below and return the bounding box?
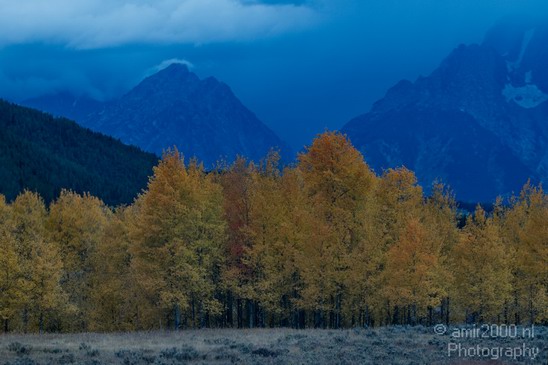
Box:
[0,326,545,364]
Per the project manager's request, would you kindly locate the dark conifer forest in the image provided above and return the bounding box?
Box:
[0,100,157,206]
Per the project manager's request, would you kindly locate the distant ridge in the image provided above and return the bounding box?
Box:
[342,18,548,203]
[24,64,292,167]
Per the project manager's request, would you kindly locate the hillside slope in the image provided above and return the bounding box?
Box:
[0,100,158,205]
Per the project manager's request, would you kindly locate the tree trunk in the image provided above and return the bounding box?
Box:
[248,300,255,328]
[529,284,534,325]
[385,301,391,326]
[174,304,181,330]
[191,300,196,328]
[199,302,205,328]
[445,297,450,325]
[39,312,44,334]
[226,291,233,327]
[237,298,243,328]
[314,310,321,328]
[335,294,342,328]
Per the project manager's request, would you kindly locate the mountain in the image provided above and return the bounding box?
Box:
[342,18,548,203]
[24,64,291,167]
[0,99,158,205]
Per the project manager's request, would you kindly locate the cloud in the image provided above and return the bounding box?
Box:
[153,58,194,71]
[0,0,318,49]
[140,58,195,79]
[0,64,105,101]
[242,0,311,4]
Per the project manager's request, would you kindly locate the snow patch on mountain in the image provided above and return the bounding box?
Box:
[502,83,548,108]
[517,29,535,65]
[506,29,535,73]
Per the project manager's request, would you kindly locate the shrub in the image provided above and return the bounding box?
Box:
[7,343,31,356]
[159,346,200,361]
[4,358,38,365]
[58,354,75,364]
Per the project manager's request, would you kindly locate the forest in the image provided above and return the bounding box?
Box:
[0,132,546,333]
[0,100,157,206]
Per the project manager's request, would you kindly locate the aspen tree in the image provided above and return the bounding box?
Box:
[218,156,255,327]
[241,153,303,327]
[47,190,109,331]
[296,132,375,327]
[502,183,548,324]
[382,218,449,325]
[12,191,64,332]
[368,168,423,325]
[0,195,25,332]
[130,150,226,329]
[450,206,512,322]
[89,206,136,331]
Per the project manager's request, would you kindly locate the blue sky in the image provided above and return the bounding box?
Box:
[1,0,547,150]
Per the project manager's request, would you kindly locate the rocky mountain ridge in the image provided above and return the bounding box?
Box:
[342,18,548,202]
[24,64,292,167]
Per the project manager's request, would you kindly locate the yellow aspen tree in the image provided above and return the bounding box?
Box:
[182,161,226,327]
[89,206,136,331]
[242,163,311,328]
[374,167,423,244]
[382,218,449,325]
[277,166,311,327]
[343,199,380,327]
[218,156,256,328]
[0,195,26,332]
[502,183,548,324]
[367,167,423,325]
[450,206,512,323]
[47,190,110,331]
[11,191,64,333]
[422,183,459,324]
[296,132,376,328]
[130,150,226,329]
[240,153,303,327]
[424,183,460,257]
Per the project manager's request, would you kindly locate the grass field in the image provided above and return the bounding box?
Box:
[0,326,546,364]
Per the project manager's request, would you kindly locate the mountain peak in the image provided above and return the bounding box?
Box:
[160,62,190,75]
[139,62,198,90]
[20,61,292,167]
[78,65,291,166]
[481,17,548,93]
[342,20,548,203]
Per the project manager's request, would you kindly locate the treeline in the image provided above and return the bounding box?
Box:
[0,132,546,333]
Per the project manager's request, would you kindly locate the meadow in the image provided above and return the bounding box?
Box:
[0,326,546,365]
